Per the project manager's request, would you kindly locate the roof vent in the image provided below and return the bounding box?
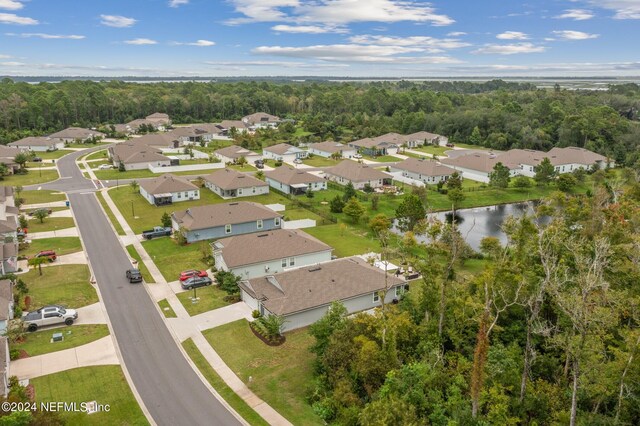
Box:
[257,233,269,237]
[308,267,322,272]
[229,202,239,206]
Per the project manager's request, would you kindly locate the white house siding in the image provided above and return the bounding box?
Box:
[223,251,332,280]
[325,174,384,190]
[140,188,200,205]
[446,166,490,183]
[125,160,171,171]
[265,177,292,194]
[204,181,269,199]
[389,168,450,185]
[24,143,63,152]
[241,289,259,310]
[216,154,262,165]
[309,148,357,159]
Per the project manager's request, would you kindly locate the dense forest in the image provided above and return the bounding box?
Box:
[308,178,640,425]
[0,78,639,167]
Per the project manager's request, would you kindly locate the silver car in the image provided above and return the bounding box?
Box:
[23,305,78,332]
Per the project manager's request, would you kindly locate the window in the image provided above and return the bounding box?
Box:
[257,219,263,229]
[252,186,256,193]
[177,192,182,199]
[44,312,59,318]
[225,224,232,234]
[275,217,281,227]
[238,188,243,195]
[373,292,380,303]
[289,257,295,267]
[282,258,287,267]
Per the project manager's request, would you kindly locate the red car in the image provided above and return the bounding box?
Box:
[35,250,57,262]
[179,270,208,281]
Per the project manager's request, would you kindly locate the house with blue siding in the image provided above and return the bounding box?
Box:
[212,229,332,279]
[171,201,283,243]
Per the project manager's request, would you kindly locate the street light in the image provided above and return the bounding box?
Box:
[131,201,135,218]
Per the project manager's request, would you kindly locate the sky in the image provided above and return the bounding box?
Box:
[0,0,639,77]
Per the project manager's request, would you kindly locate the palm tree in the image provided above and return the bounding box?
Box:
[130,180,139,193]
[33,209,49,224]
[28,257,48,276]
[13,152,29,170]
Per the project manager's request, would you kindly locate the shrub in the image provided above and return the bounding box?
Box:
[9,349,20,361]
[252,310,261,319]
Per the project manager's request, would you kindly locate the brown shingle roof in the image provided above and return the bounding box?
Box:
[441,152,515,173]
[546,147,608,166]
[325,160,391,183]
[217,120,248,130]
[308,141,352,154]
[393,158,456,177]
[8,137,57,148]
[139,174,198,195]
[0,280,11,321]
[109,143,170,165]
[213,229,331,268]
[263,143,303,156]
[264,167,325,186]
[239,257,406,316]
[349,137,398,149]
[214,145,259,159]
[172,202,282,231]
[203,169,267,190]
[48,127,105,140]
[243,112,281,125]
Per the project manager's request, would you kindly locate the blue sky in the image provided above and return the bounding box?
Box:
[0,0,639,77]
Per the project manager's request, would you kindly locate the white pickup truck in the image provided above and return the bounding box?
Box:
[23,305,78,332]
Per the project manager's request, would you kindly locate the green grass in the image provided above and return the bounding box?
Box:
[26,217,75,233]
[141,237,209,282]
[14,325,109,357]
[176,285,230,316]
[182,338,269,426]
[94,169,157,180]
[95,191,126,236]
[204,320,322,426]
[64,142,109,149]
[361,154,400,162]
[22,265,97,309]
[1,169,59,186]
[450,142,493,151]
[302,156,340,167]
[305,224,381,257]
[86,159,111,168]
[412,145,450,156]
[34,149,75,159]
[32,366,148,426]
[157,299,177,318]
[125,245,155,283]
[20,237,82,257]
[84,149,109,161]
[20,190,66,205]
[293,128,313,138]
[228,163,256,172]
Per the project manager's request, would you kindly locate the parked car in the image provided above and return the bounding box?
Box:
[181,276,213,290]
[126,268,143,283]
[34,250,56,262]
[142,226,172,240]
[254,162,264,169]
[353,153,363,159]
[98,164,114,170]
[31,157,43,162]
[23,305,78,332]
[445,143,455,148]
[293,158,303,164]
[179,269,208,282]
[27,208,53,216]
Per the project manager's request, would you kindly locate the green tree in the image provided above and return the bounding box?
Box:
[28,256,48,275]
[18,214,27,230]
[489,162,511,188]
[395,194,425,232]
[447,171,463,190]
[13,152,28,170]
[329,195,345,213]
[255,170,264,180]
[534,157,556,186]
[161,212,172,228]
[469,126,483,146]
[259,314,287,339]
[513,175,532,188]
[556,174,577,192]
[0,163,8,179]
[342,181,356,202]
[130,180,139,193]
[369,213,391,235]
[343,197,365,223]
[309,302,348,356]
[236,156,247,168]
[448,188,465,209]
[214,270,241,295]
[33,208,48,223]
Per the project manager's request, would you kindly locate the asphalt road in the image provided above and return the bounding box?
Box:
[30,148,241,425]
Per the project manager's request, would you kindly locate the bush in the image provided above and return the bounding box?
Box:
[9,349,20,361]
[252,310,261,319]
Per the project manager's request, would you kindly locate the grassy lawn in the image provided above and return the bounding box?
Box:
[302,156,340,167]
[305,224,381,257]
[158,299,177,318]
[32,365,147,425]
[228,163,256,172]
[84,149,109,161]
[94,169,157,180]
[20,237,82,257]
[176,285,230,316]
[64,142,109,149]
[1,169,59,186]
[22,265,97,309]
[95,191,126,236]
[451,142,493,151]
[86,159,111,168]
[26,217,75,233]
[182,338,269,426]
[412,145,450,156]
[34,149,75,159]
[14,325,109,357]
[141,237,209,282]
[361,154,400,163]
[204,320,322,426]
[125,245,155,283]
[20,190,66,205]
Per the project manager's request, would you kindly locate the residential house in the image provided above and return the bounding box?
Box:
[242,112,281,129]
[145,112,171,130]
[348,137,399,156]
[48,127,105,143]
[108,143,171,171]
[239,256,408,332]
[171,202,282,243]
[389,158,456,184]
[0,336,8,397]
[214,145,261,165]
[133,133,182,149]
[264,166,327,195]
[115,118,161,135]
[440,151,520,183]
[0,145,25,174]
[0,280,14,335]
[0,244,17,276]
[307,141,357,159]
[217,120,250,135]
[8,136,64,152]
[262,143,307,163]
[212,229,332,279]
[403,131,447,148]
[169,124,224,146]
[139,174,200,206]
[324,160,392,190]
[546,147,613,173]
[203,168,269,199]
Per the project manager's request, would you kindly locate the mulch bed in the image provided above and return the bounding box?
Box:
[249,322,285,346]
[18,350,30,359]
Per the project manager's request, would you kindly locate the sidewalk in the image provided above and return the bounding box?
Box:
[98,187,292,426]
[28,227,78,239]
[22,200,68,209]
[10,336,119,380]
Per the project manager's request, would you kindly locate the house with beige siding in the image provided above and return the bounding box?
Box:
[203,168,269,199]
[48,127,105,143]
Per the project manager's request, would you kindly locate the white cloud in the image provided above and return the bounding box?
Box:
[348,35,470,50]
[6,32,85,39]
[496,31,529,40]
[447,31,466,36]
[555,9,595,20]
[169,0,189,6]
[0,12,37,25]
[227,0,454,26]
[100,14,137,28]
[173,39,215,46]
[552,30,599,40]
[473,43,547,55]
[0,61,25,66]
[271,24,348,33]
[587,1,640,19]
[204,60,349,68]
[124,38,157,45]
[0,0,22,11]
[0,54,10,58]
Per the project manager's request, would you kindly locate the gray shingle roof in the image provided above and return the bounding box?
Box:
[308,141,352,154]
[325,160,391,183]
[8,137,57,147]
[264,166,325,185]
[203,169,267,190]
[214,145,259,159]
[172,202,282,231]
[139,174,198,195]
[263,143,303,156]
[48,127,105,140]
[392,158,456,177]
